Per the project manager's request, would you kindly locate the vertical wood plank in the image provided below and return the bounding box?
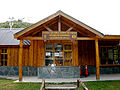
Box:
[34,40,37,66]
[13,48,15,66]
[95,39,100,80]
[38,41,41,66]
[14,48,18,66]
[27,48,29,66]
[78,41,95,66]
[36,40,38,66]
[22,48,25,66]
[29,40,34,66]
[10,48,12,66]
[17,48,19,66]
[25,48,29,66]
[42,41,45,66]
[72,40,75,66]
[76,41,78,66]
[73,40,78,66]
[19,40,23,81]
[7,48,10,66]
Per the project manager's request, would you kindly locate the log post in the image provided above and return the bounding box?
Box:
[19,39,23,81]
[77,79,79,88]
[95,39,100,80]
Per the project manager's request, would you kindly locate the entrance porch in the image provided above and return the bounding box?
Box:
[14,11,103,81]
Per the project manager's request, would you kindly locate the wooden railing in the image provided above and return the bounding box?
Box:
[77,79,88,90]
[40,79,45,90]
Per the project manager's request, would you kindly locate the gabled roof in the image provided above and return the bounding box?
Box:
[0,28,30,45]
[14,10,104,38]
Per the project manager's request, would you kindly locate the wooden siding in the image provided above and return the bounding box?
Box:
[29,40,45,67]
[0,40,96,67]
[73,40,78,66]
[78,40,95,66]
[7,48,19,66]
[0,47,29,66]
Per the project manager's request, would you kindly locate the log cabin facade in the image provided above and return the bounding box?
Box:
[0,11,120,81]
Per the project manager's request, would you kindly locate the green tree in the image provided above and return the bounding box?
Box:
[0,19,32,28]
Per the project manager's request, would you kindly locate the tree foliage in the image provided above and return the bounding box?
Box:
[0,19,32,28]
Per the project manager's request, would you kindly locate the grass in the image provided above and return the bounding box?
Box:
[0,78,41,90]
[82,80,120,90]
[0,78,120,90]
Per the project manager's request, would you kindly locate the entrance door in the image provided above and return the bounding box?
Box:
[45,43,73,66]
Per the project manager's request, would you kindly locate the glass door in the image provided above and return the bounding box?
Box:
[45,43,73,66]
[64,44,72,66]
[54,43,63,66]
[45,44,54,66]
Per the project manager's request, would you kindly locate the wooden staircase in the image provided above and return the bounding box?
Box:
[40,79,88,90]
[45,84,77,90]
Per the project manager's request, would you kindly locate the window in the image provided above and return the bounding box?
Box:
[45,43,72,66]
[100,47,120,65]
[1,49,7,66]
[64,44,72,66]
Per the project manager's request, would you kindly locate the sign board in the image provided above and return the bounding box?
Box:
[42,31,77,40]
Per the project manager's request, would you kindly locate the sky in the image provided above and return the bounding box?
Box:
[0,0,120,35]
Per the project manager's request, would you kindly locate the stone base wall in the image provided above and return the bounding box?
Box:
[100,66,120,74]
[81,66,120,75]
[0,66,37,76]
[0,66,120,77]
[80,66,96,75]
[38,66,80,78]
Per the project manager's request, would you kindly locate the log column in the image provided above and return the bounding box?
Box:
[19,40,23,81]
[95,39,100,80]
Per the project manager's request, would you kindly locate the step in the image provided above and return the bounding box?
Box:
[45,84,77,90]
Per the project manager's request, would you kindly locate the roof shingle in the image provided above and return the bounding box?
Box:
[0,28,30,45]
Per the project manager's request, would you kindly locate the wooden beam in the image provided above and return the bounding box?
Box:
[95,39,100,80]
[58,15,61,31]
[43,25,53,31]
[22,37,95,40]
[58,22,61,31]
[104,35,120,40]
[61,18,96,37]
[66,27,73,32]
[77,37,95,40]
[32,18,58,36]
[19,40,23,81]
[61,20,89,36]
[22,37,42,40]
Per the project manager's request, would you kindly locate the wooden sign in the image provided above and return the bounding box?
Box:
[42,31,77,40]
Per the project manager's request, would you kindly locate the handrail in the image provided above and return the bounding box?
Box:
[40,79,45,90]
[77,79,88,90]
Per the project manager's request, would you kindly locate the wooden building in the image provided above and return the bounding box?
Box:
[0,11,120,81]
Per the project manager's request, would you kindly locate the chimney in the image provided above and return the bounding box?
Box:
[9,17,14,31]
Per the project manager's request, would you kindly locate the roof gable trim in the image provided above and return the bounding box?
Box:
[14,10,104,38]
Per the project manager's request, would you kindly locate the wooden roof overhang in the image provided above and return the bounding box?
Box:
[103,35,120,40]
[14,10,104,40]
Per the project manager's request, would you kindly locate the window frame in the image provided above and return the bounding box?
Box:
[1,48,7,66]
[45,42,73,66]
[100,46,120,66]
